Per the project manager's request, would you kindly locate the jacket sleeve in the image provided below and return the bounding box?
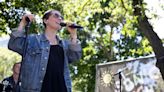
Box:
[66,39,82,63]
[8,29,26,55]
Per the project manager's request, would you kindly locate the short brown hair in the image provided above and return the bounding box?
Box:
[42,10,60,28]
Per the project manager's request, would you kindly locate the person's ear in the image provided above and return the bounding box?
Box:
[43,19,48,24]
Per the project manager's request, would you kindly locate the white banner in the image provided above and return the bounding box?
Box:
[95,56,164,92]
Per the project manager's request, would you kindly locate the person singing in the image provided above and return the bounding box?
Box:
[8,10,82,92]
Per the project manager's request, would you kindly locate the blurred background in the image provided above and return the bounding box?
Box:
[0,0,164,92]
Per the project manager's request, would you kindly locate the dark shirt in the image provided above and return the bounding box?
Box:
[1,76,15,92]
[41,45,67,92]
[0,83,4,92]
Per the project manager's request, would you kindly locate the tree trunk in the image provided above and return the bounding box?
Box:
[132,0,164,79]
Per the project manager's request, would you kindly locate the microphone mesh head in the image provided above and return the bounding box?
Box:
[60,22,66,27]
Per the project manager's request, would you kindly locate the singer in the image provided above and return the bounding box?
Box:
[8,10,82,92]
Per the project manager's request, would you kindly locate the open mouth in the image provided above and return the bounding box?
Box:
[55,22,60,25]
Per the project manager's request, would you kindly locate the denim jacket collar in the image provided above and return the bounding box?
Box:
[40,33,62,46]
[40,33,48,42]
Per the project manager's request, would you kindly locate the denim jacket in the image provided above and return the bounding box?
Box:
[8,30,82,92]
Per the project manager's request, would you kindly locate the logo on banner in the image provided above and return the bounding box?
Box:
[100,70,113,87]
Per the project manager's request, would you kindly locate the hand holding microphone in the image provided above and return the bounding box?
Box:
[21,14,34,25]
[60,22,80,44]
[18,14,34,31]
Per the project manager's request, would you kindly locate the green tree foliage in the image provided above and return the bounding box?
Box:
[0,0,62,35]
[1,0,162,91]
[63,0,153,91]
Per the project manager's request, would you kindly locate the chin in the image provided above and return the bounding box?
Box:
[52,26,61,31]
[57,26,62,30]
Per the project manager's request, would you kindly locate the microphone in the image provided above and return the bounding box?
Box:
[60,22,83,29]
[25,17,31,23]
[25,17,32,26]
[114,68,127,76]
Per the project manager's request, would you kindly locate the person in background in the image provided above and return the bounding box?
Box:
[8,9,82,92]
[2,62,21,92]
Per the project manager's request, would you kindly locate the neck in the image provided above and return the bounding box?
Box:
[45,27,57,38]
[45,28,58,45]
[13,75,18,84]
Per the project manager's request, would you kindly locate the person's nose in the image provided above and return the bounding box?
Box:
[58,17,63,21]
